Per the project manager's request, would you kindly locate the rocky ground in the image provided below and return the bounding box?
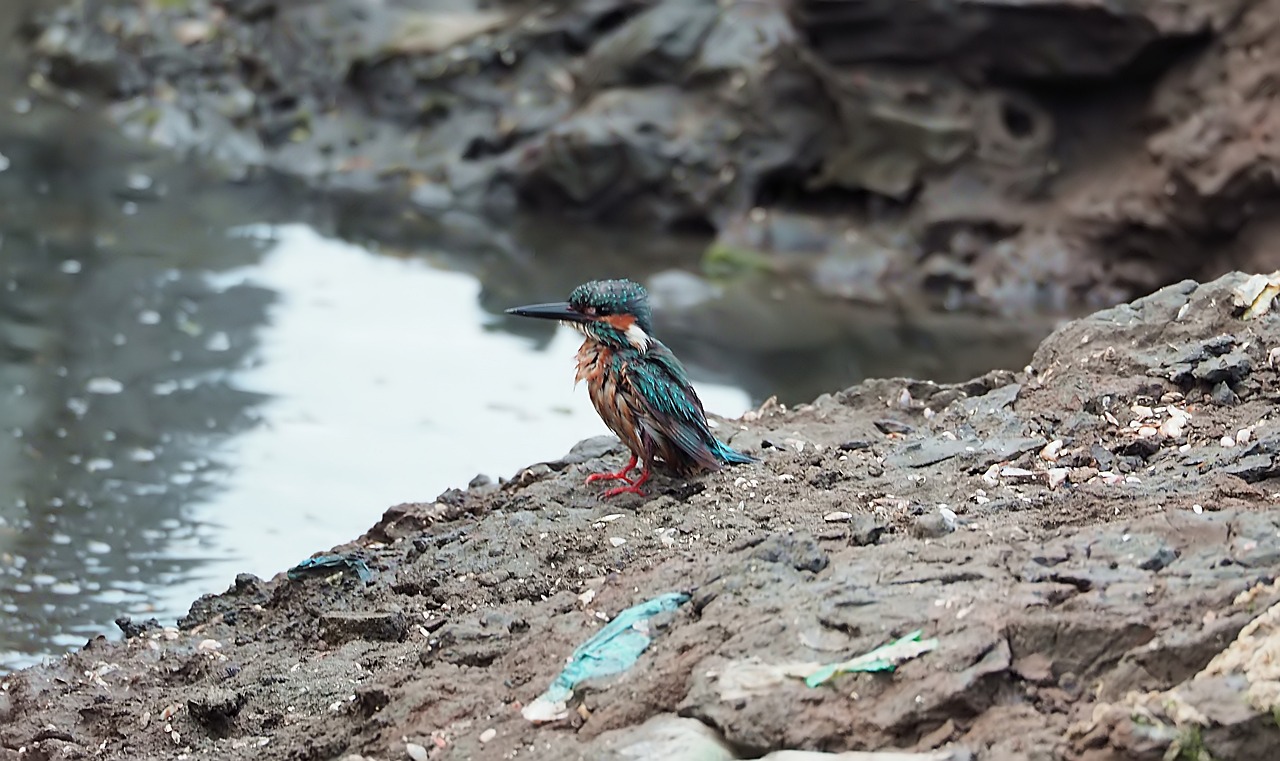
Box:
[14,0,1280,315]
[3,272,1280,761]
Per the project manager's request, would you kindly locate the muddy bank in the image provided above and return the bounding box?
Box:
[15,0,1280,314]
[3,271,1280,760]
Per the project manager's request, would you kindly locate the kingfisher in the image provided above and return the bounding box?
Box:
[506,279,756,498]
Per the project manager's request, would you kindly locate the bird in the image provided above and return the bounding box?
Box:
[506,279,756,498]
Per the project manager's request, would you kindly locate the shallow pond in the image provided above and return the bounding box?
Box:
[0,103,1053,671]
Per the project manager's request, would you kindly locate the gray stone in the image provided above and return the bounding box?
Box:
[319,610,409,644]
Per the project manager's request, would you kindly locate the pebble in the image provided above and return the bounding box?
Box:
[608,537,627,547]
[479,728,497,743]
[823,511,853,522]
[86,377,125,394]
[911,512,954,539]
[406,742,429,761]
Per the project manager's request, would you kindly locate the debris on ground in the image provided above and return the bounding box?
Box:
[522,592,690,722]
[286,553,374,583]
[805,630,939,687]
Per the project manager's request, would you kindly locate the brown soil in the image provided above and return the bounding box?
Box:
[3,272,1279,761]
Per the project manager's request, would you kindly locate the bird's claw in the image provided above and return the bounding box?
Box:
[601,483,647,498]
[585,471,632,484]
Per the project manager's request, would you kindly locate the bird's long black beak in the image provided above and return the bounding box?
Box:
[504,301,589,322]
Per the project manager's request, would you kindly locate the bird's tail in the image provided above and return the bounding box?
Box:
[712,439,757,466]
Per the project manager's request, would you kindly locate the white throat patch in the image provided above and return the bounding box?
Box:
[624,322,650,351]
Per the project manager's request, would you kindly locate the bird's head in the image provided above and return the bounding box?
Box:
[506,279,653,350]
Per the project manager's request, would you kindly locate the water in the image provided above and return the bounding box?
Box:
[0,95,1054,674]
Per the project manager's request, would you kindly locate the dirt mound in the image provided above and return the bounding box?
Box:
[16,0,1280,313]
[2,271,1279,760]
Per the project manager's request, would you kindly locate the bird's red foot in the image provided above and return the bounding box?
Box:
[602,483,647,498]
[585,455,638,485]
[601,467,651,499]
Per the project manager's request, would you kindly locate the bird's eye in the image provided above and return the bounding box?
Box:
[583,306,598,317]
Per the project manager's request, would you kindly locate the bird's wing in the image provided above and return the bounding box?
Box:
[627,341,720,470]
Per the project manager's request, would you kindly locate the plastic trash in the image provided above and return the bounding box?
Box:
[287,553,373,583]
[805,629,938,687]
[522,591,690,722]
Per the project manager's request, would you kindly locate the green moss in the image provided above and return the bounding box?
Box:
[702,242,772,279]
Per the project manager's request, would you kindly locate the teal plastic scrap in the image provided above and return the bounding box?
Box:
[804,629,939,687]
[287,553,374,583]
[523,591,690,721]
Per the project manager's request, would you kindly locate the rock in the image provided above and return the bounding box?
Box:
[884,436,970,468]
[911,511,955,539]
[588,713,735,761]
[1210,380,1239,406]
[748,532,830,573]
[187,688,247,735]
[967,436,1047,469]
[1137,546,1179,573]
[810,67,975,200]
[114,616,161,639]
[12,0,1274,320]
[795,0,1220,78]
[422,622,506,668]
[1194,351,1252,386]
[581,2,721,88]
[319,611,409,644]
[874,419,915,435]
[848,514,889,546]
[383,11,508,56]
[559,435,624,465]
[1222,454,1275,483]
[479,610,528,634]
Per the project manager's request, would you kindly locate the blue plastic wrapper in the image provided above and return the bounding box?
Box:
[522,591,690,721]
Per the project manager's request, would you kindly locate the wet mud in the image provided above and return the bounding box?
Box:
[3,272,1280,760]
